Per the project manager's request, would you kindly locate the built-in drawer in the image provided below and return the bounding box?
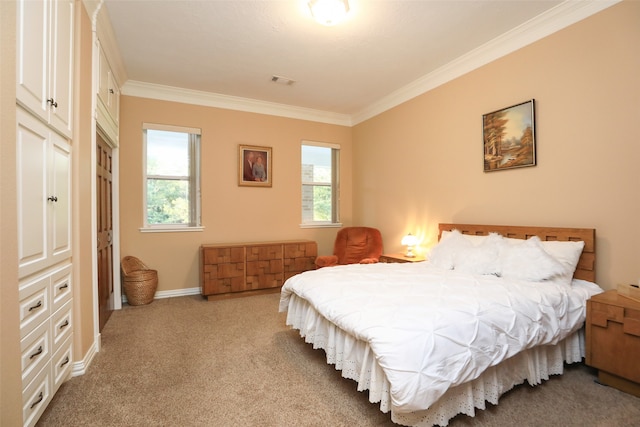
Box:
[52,334,73,393]
[19,275,50,339]
[51,264,72,313]
[51,300,73,352]
[22,360,52,427]
[20,321,51,388]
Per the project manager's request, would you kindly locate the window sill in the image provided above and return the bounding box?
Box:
[299,222,343,229]
[139,226,204,233]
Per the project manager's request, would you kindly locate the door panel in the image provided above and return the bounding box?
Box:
[97,134,113,331]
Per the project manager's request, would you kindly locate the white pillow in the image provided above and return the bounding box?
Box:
[429,230,471,270]
[540,240,585,284]
[440,229,489,245]
[499,236,565,282]
[453,233,502,275]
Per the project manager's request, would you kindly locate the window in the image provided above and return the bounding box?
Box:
[142,123,201,231]
[301,142,340,226]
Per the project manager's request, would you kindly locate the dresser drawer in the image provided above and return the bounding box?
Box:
[19,275,50,339]
[22,361,52,427]
[52,335,73,393]
[51,300,73,352]
[51,264,72,313]
[21,321,51,388]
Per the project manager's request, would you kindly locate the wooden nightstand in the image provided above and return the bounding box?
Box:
[585,289,640,397]
[379,253,425,263]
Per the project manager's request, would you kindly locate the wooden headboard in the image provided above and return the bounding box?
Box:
[438,223,596,282]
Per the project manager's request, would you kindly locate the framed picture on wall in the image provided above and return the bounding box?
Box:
[483,99,536,172]
[238,144,272,187]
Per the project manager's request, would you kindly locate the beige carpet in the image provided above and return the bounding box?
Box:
[38,293,640,427]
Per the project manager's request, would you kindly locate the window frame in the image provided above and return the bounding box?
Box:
[300,140,341,228]
[140,123,203,233]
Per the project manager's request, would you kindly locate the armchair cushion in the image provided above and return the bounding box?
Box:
[315,255,339,268]
[315,227,383,268]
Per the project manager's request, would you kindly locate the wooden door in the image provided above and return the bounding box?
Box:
[97,134,113,331]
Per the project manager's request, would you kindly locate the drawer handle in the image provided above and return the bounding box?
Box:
[28,301,42,312]
[29,346,43,360]
[59,319,69,330]
[30,392,43,409]
[59,283,69,290]
[60,356,70,367]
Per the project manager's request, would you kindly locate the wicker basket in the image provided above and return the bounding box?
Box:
[121,256,158,306]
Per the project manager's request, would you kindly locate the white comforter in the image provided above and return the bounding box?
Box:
[279,262,602,413]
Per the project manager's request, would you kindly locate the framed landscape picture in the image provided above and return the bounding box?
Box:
[238,144,272,187]
[483,99,536,172]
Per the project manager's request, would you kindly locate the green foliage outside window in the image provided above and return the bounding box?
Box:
[146,179,189,225]
[313,186,331,221]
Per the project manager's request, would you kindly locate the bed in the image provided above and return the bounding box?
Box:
[279,224,604,426]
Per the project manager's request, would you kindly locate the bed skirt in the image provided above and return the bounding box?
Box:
[285,293,585,427]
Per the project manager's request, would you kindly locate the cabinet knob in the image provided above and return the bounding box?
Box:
[47,98,58,108]
[109,88,114,94]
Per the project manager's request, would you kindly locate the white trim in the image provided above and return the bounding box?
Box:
[71,338,99,377]
[301,140,341,150]
[351,0,621,124]
[139,226,204,233]
[142,122,201,135]
[122,80,353,127]
[91,0,127,85]
[121,287,201,304]
[300,222,343,228]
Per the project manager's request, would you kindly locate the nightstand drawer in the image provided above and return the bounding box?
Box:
[591,301,640,337]
[590,302,624,326]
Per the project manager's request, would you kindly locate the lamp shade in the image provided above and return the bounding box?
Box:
[401,234,418,247]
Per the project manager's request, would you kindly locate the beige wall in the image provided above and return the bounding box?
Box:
[352,1,640,290]
[1,1,23,425]
[118,97,352,292]
[73,1,97,363]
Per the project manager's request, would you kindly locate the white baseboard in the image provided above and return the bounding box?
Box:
[121,286,201,304]
[71,336,99,377]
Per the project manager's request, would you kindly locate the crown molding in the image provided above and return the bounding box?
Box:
[121,81,353,127]
[115,0,618,127]
[350,0,621,125]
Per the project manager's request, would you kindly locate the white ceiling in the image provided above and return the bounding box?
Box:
[102,0,616,125]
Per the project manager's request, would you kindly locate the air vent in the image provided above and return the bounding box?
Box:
[271,75,296,86]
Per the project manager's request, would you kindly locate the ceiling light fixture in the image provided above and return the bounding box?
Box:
[308,0,350,26]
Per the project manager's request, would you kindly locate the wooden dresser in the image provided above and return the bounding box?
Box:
[200,240,317,300]
[585,289,640,397]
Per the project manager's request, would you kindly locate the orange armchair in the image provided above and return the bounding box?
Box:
[315,227,384,268]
